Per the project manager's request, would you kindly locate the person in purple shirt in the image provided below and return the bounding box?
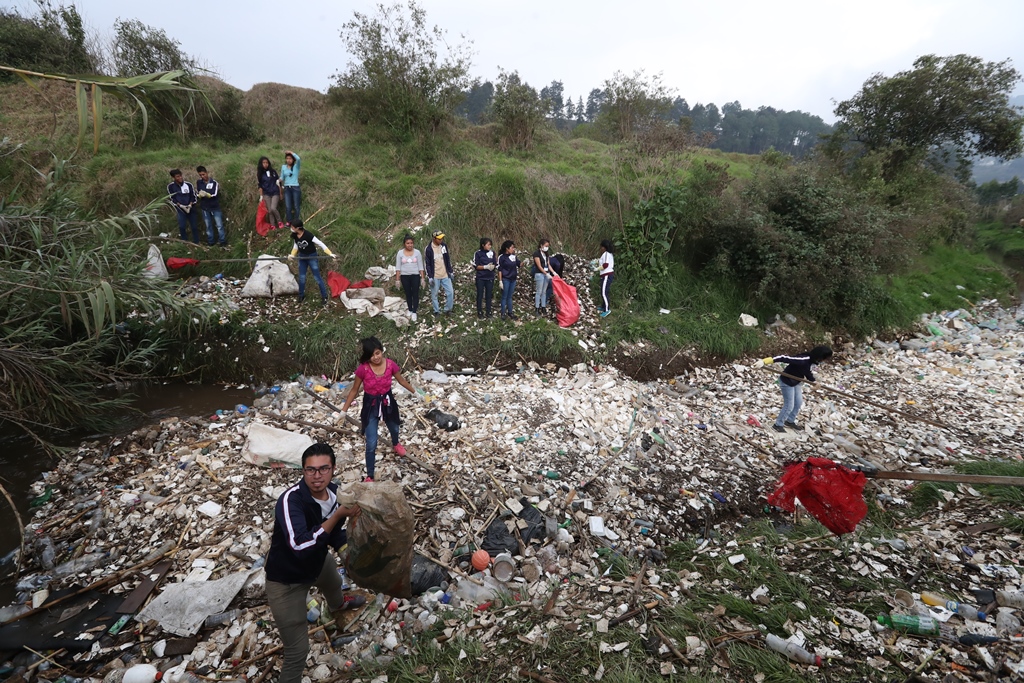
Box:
[497,240,519,320]
[195,166,226,247]
[167,169,198,243]
[473,237,497,318]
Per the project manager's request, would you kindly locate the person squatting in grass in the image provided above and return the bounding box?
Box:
[195,166,227,247]
[474,237,497,318]
[395,235,426,322]
[532,238,554,315]
[763,346,834,432]
[340,337,417,482]
[597,238,615,317]
[497,240,519,320]
[167,169,199,243]
[288,220,336,306]
[257,156,284,228]
[281,150,302,225]
[264,442,366,683]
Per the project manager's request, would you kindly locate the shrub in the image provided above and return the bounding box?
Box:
[0,3,93,77]
[491,70,547,151]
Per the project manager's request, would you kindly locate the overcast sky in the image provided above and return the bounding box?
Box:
[25,0,1024,122]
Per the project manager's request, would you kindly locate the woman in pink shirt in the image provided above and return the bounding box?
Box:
[341,337,416,482]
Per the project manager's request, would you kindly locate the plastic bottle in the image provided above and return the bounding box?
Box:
[877,613,940,636]
[995,609,1021,635]
[765,634,821,666]
[122,664,161,683]
[203,609,242,628]
[234,404,248,416]
[338,567,350,590]
[995,590,1024,609]
[537,470,560,479]
[920,592,985,621]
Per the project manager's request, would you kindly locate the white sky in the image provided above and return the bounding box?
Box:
[21,0,1024,123]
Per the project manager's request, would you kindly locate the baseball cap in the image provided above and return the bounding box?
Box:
[432,230,445,239]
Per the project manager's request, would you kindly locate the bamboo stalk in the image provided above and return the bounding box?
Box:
[0,481,25,576]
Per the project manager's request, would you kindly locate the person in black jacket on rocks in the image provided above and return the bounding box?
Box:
[265,443,366,683]
[763,345,833,432]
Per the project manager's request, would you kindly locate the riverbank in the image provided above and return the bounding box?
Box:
[2,299,1023,681]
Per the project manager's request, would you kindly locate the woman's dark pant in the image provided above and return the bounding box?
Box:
[500,279,516,316]
[400,274,421,313]
[298,257,328,301]
[476,279,494,315]
[283,186,301,224]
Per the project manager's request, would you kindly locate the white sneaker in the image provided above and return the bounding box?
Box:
[411,312,417,322]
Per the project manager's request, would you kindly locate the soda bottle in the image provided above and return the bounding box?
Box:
[877,613,940,635]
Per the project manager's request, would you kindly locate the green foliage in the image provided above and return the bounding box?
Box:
[331,1,473,142]
[0,2,93,78]
[491,70,547,151]
[831,54,1024,180]
[975,176,1021,205]
[599,70,674,140]
[110,19,199,77]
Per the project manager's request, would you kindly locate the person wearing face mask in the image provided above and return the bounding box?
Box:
[497,240,519,320]
[532,238,554,316]
[474,237,497,319]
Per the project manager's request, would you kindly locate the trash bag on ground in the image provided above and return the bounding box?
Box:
[551,275,580,328]
[143,245,168,279]
[410,554,450,596]
[242,423,312,467]
[241,255,299,298]
[327,271,350,298]
[480,499,546,556]
[341,481,415,598]
[425,408,461,431]
[255,201,273,237]
[767,457,867,536]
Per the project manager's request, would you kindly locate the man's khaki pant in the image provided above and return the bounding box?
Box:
[266,554,345,683]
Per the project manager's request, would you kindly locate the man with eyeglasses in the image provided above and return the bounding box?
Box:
[265,443,366,683]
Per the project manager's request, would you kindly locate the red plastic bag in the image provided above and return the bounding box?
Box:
[766,457,867,535]
[255,201,273,236]
[327,271,350,298]
[348,279,374,289]
[550,275,579,328]
[166,257,201,270]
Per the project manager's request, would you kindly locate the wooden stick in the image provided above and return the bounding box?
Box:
[653,625,687,662]
[302,387,343,413]
[0,481,25,576]
[760,366,952,431]
[519,669,559,683]
[23,646,67,671]
[866,469,1024,487]
[233,622,335,670]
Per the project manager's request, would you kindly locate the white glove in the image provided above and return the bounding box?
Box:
[486,263,495,271]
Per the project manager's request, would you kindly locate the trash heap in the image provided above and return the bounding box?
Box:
[1,300,1022,681]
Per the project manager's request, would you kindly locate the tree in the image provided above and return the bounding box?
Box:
[600,70,674,140]
[539,80,564,119]
[0,1,93,77]
[491,70,547,150]
[455,80,493,123]
[111,19,198,77]
[331,0,474,140]
[975,176,1021,205]
[832,54,1024,179]
[585,88,606,122]
[574,96,586,124]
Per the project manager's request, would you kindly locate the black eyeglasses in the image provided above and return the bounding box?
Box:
[303,465,333,475]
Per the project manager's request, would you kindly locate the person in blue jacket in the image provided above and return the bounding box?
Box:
[474,237,497,318]
[281,150,302,226]
[763,346,833,432]
[497,240,519,320]
[257,156,283,229]
[195,166,226,247]
[167,169,198,243]
[265,443,366,683]
[424,230,454,315]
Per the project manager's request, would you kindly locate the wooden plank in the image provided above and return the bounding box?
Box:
[116,559,172,613]
[869,471,1024,487]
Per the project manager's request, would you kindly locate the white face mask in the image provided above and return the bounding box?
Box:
[541,246,549,252]
[486,250,493,258]
[509,254,516,261]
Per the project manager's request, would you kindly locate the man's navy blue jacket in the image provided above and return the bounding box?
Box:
[265,478,347,584]
[424,241,453,280]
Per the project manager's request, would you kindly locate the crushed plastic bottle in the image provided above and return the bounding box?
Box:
[537,470,560,479]
[920,592,985,621]
[765,634,822,666]
[995,590,1024,609]
[203,609,242,628]
[878,613,940,635]
[122,664,161,683]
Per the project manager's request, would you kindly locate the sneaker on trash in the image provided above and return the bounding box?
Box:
[599,310,611,317]
[394,444,406,457]
[411,312,417,322]
[784,421,804,430]
[363,476,374,483]
[771,424,786,433]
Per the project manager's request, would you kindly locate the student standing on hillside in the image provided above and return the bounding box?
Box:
[394,235,425,322]
[532,238,554,316]
[288,220,336,307]
[474,237,497,319]
[167,169,199,243]
[257,156,284,229]
[281,150,302,226]
[497,240,519,320]
[340,337,417,482]
[425,230,454,316]
[195,166,226,247]
[762,346,833,433]
[597,239,615,317]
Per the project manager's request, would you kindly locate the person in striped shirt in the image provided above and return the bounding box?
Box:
[762,346,833,432]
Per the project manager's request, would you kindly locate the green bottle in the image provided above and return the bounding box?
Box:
[877,613,940,636]
[538,470,560,480]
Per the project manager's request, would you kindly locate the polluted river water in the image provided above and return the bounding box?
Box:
[0,383,253,606]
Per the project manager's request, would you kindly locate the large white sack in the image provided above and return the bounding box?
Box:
[242,422,313,467]
[143,244,168,279]
[241,255,299,298]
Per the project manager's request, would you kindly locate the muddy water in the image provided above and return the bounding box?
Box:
[0,383,253,607]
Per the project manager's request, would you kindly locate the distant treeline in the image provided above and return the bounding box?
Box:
[456,80,833,158]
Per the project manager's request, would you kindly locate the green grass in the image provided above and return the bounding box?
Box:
[976,220,1024,267]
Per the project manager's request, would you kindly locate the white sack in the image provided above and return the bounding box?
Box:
[143,245,168,279]
[242,422,313,467]
[241,255,299,298]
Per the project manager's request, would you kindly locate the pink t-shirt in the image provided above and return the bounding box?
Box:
[356,359,400,396]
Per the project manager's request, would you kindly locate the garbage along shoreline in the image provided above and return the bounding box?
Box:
[2,299,1023,681]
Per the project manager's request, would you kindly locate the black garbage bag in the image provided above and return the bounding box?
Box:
[480,498,547,556]
[410,554,450,596]
[424,408,461,431]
